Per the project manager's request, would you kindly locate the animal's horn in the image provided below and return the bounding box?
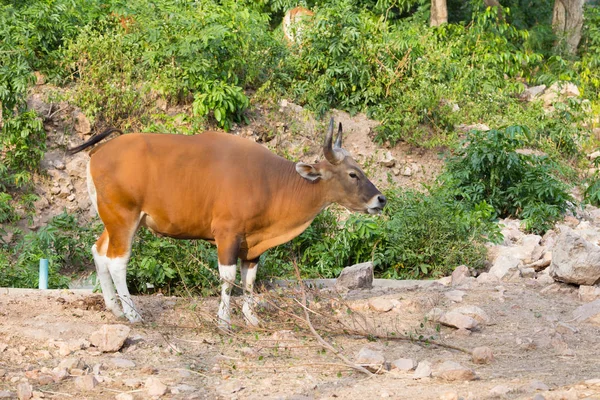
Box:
[334,122,343,148]
[323,118,344,165]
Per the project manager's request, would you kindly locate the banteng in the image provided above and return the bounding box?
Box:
[68,119,386,328]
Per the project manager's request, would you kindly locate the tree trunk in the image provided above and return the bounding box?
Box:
[483,0,504,20]
[552,0,584,55]
[430,0,447,27]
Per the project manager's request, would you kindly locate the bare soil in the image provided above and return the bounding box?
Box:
[1,277,600,400]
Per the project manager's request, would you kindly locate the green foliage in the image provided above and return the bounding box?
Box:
[192,81,249,131]
[576,5,600,101]
[261,188,500,280]
[442,126,573,234]
[0,193,17,224]
[0,212,97,288]
[62,0,281,130]
[127,228,219,296]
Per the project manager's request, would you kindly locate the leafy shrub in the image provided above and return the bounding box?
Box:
[442,126,573,233]
[62,0,281,130]
[260,187,500,280]
[127,228,219,296]
[0,212,96,288]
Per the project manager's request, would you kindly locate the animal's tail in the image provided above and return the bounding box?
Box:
[66,128,124,155]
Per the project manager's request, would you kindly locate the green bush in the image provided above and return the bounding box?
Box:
[442,126,573,233]
[260,187,500,280]
[62,0,281,130]
[0,212,97,288]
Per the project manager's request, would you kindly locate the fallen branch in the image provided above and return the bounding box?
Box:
[292,260,373,376]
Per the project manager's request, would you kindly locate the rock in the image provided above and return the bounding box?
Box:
[472,346,494,364]
[432,361,476,381]
[489,253,521,280]
[89,324,131,352]
[525,380,550,392]
[75,375,98,391]
[0,391,13,399]
[58,358,86,371]
[476,272,499,283]
[439,311,479,330]
[355,347,386,372]
[145,377,168,397]
[579,285,600,302]
[519,267,536,278]
[108,358,136,368]
[521,84,547,101]
[26,93,51,117]
[390,358,416,371]
[444,290,465,302]
[549,228,600,285]
[489,385,512,396]
[541,81,580,107]
[438,276,452,286]
[525,251,552,271]
[401,167,412,176]
[17,383,33,400]
[426,308,445,322]
[451,265,470,286]
[335,262,373,290]
[572,299,600,323]
[123,378,142,388]
[116,393,134,400]
[369,298,394,312]
[52,368,69,382]
[379,151,396,167]
[540,388,578,400]
[413,361,432,379]
[73,110,91,137]
[392,168,400,176]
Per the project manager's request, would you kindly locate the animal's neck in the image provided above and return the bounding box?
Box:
[274,161,330,225]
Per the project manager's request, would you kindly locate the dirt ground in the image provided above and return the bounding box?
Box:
[1,276,600,400]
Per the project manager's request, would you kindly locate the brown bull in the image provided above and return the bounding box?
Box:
[68,119,386,327]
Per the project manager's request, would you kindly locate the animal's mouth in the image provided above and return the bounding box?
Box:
[367,207,383,215]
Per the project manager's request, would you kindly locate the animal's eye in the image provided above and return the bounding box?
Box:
[349,171,358,179]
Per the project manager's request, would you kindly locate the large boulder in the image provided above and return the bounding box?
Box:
[549,228,600,285]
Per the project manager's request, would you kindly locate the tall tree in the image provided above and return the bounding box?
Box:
[430,0,448,26]
[552,0,584,54]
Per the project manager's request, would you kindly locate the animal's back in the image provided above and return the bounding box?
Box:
[88,132,292,239]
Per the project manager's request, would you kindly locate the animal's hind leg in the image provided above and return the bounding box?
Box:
[92,229,123,317]
[241,259,259,327]
[101,213,142,322]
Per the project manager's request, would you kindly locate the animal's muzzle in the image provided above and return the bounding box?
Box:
[367,194,387,214]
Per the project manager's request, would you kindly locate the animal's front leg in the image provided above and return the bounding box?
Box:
[241,259,259,326]
[216,236,241,330]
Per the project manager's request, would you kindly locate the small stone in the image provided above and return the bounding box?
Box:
[89,324,131,352]
[53,160,65,170]
[579,285,600,302]
[141,366,157,375]
[0,391,13,399]
[37,375,54,385]
[489,385,512,396]
[379,151,396,167]
[75,375,98,391]
[58,358,86,371]
[413,361,432,379]
[426,308,445,322]
[472,346,494,364]
[391,358,416,371]
[444,290,466,302]
[123,378,142,388]
[70,368,86,376]
[52,368,68,382]
[432,361,476,381]
[115,393,134,400]
[17,383,33,400]
[240,347,259,359]
[476,272,499,283]
[526,380,550,391]
[67,194,76,202]
[451,265,470,286]
[145,377,168,397]
[108,358,136,368]
[452,305,491,325]
[355,347,386,372]
[392,168,400,176]
[401,167,412,176]
[369,298,394,312]
[439,311,479,330]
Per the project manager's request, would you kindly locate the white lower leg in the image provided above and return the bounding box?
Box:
[107,255,142,323]
[217,264,237,328]
[92,244,122,317]
[241,262,259,326]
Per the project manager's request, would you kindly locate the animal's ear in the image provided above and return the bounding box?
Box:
[295,162,322,181]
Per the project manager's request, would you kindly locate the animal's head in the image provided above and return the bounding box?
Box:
[296,118,387,214]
